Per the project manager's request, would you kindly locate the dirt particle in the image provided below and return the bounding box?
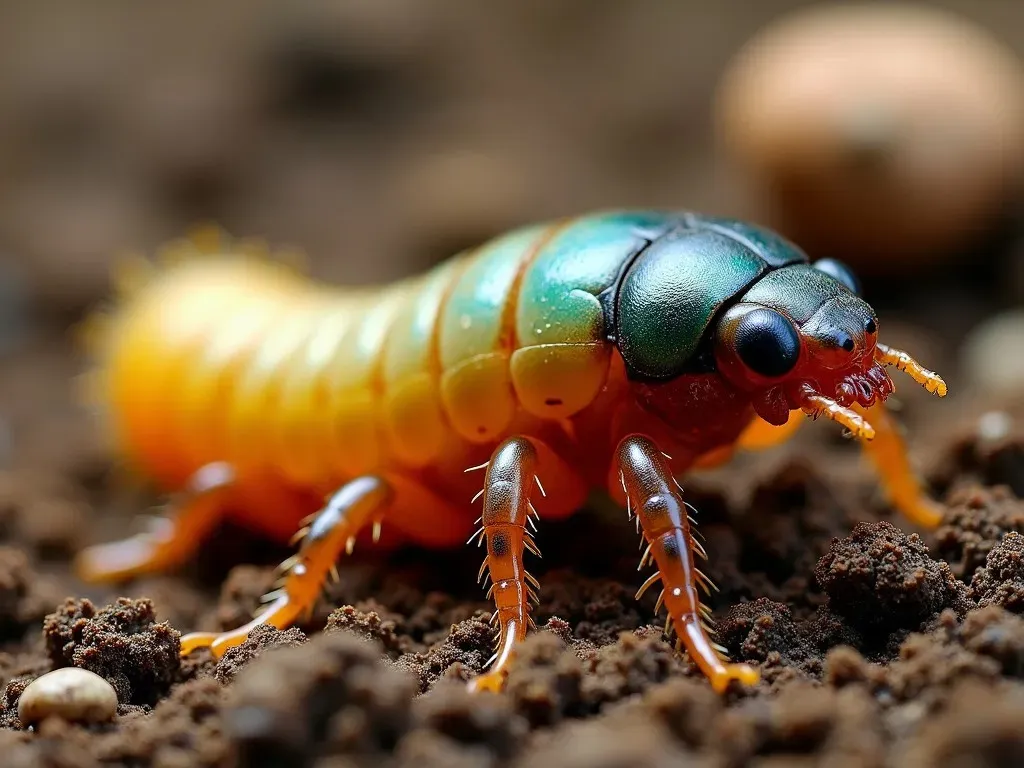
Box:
[227,630,416,764]
[395,614,494,692]
[415,681,528,762]
[899,679,1024,767]
[94,678,231,767]
[814,521,971,638]
[970,531,1024,611]
[214,623,307,684]
[536,575,647,646]
[718,597,809,667]
[824,645,874,688]
[935,485,1024,580]
[959,605,1024,677]
[883,624,1000,703]
[325,605,402,656]
[640,677,721,750]
[505,629,584,726]
[581,632,685,708]
[513,711,690,767]
[42,597,180,706]
[0,546,62,644]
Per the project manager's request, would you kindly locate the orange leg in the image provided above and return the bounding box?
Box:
[692,413,805,469]
[853,402,944,529]
[736,405,942,528]
[616,435,759,694]
[179,475,392,656]
[737,413,804,451]
[466,436,542,693]
[75,462,234,582]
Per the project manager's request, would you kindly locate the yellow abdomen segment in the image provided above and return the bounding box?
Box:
[91,221,624,493]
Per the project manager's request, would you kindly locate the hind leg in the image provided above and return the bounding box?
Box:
[75,462,235,582]
[179,474,393,655]
[178,473,469,656]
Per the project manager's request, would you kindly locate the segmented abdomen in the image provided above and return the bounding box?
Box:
[97,211,676,497]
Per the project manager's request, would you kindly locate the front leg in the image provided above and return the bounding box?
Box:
[854,402,944,529]
[467,436,543,693]
[725,403,943,530]
[616,435,759,694]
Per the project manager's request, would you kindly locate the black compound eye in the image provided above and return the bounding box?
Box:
[813,258,861,295]
[733,308,801,378]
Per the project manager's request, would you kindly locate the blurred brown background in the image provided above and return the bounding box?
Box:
[0,1,1019,312]
[0,0,1022,470]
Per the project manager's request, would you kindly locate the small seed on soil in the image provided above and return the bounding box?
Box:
[18,667,118,727]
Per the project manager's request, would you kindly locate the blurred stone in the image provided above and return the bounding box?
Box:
[715,3,1024,273]
[17,667,118,727]
[961,310,1024,397]
[977,411,1014,445]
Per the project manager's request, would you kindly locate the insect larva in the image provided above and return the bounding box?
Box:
[74,210,947,694]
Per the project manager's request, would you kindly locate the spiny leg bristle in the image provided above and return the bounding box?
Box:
[259,588,286,604]
[635,571,661,601]
[638,542,654,570]
[524,535,542,558]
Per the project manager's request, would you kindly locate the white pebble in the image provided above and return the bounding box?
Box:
[977,411,1014,444]
[961,310,1024,396]
[18,668,118,727]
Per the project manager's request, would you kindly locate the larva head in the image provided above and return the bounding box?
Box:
[711,260,893,427]
[614,217,946,439]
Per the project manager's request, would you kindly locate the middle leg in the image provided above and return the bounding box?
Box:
[616,434,759,693]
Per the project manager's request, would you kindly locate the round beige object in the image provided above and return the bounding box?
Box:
[716,4,1024,272]
[18,668,118,727]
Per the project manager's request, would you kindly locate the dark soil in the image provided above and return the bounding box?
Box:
[1,2,1024,766]
[0,382,1022,766]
